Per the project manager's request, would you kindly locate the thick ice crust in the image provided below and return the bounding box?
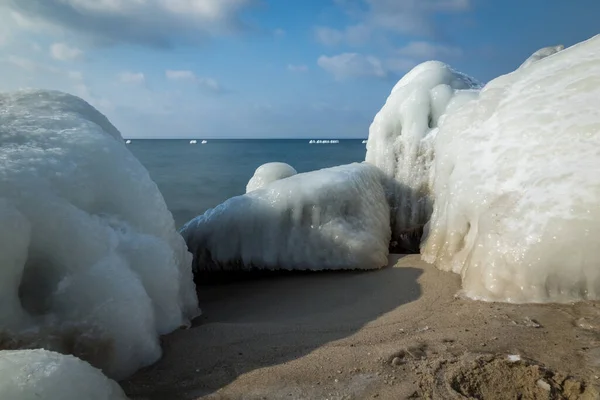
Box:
[365,61,481,238]
[518,44,565,69]
[181,163,391,272]
[422,35,600,303]
[246,162,297,193]
[0,90,199,378]
[0,349,129,400]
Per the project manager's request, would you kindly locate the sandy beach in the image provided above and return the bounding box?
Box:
[121,255,600,399]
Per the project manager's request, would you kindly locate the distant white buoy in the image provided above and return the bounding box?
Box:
[125,139,131,144]
[189,140,197,144]
[201,140,207,144]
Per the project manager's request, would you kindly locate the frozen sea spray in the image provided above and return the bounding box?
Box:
[246,162,297,193]
[422,35,600,303]
[181,163,391,272]
[365,61,481,241]
[0,90,199,378]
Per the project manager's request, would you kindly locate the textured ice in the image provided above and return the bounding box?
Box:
[519,45,564,69]
[246,162,297,193]
[365,61,481,239]
[422,35,600,303]
[181,163,390,272]
[0,349,128,400]
[0,90,199,378]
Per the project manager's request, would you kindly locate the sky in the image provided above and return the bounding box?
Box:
[0,0,598,139]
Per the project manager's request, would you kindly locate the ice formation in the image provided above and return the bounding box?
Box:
[365,61,481,240]
[518,44,564,69]
[0,90,199,379]
[246,162,297,193]
[181,163,391,272]
[0,349,128,400]
[422,35,600,303]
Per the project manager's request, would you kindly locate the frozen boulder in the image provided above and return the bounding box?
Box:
[0,90,199,379]
[181,163,391,272]
[0,349,128,400]
[518,44,564,69]
[422,35,600,303]
[246,162,297,193]
[365,61,481,241]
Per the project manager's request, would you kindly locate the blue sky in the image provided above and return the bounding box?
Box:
[0,0,598,139]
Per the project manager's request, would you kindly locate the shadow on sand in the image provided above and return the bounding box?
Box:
[121,255,422,399]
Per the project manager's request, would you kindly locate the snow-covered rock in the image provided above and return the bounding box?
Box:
[0,90,199,379]
[0,349,128,400]
[181,163,390,272]
[246,162,297,193]
[422,35,600,303]
[365,61,481,239]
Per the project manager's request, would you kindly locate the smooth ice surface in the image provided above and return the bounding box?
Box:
[246,162,297,193]
[0,349,128,400]
[365,61,481,238]
[519,45,564,69]
[181,163,391,271]
[422,35,600,303]
[0,90,199,379]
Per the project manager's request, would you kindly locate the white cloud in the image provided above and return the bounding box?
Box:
[364,0,470,35]
[315,27,345,46]
[314,24,371,47]
[67,70,84,81]
[384,57,418,73]
[5,55,60,73]
[318,53,387,80]
[50,42,83,61]
[166,70,197,81]
[287,64,309,73]
[165,70,222,93]
[2,0,254,47]
[317,51,426,80]
[316,0,471,46]
[119,71,146,85]
[396,41,462,59]
[196,77,221,92]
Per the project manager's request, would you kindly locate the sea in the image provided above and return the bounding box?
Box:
[127,139,368,229]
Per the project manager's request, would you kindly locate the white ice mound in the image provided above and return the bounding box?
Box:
[422,35,600,303]
[365,61,481,239]
[0,349,128,400]
[181,163,391,272]
[246,162,297,193]
[518,44,564,69]
[0,90,199,379]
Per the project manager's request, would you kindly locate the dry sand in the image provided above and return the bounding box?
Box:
[121,255,600,399]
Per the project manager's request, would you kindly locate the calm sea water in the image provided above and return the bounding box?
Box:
[128,139,368,228]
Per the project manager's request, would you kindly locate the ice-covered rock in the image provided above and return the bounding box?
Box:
[246,162,297,193]
[365,61,481,240]
[181,163,391,272]
[0,349,128,400]
[0,90,199,378]
[422,35,600,303]
[518,44,564,69]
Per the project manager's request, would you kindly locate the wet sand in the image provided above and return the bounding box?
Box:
[121,255,600,399]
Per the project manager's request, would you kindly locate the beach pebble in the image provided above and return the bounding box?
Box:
[537,379,551,391]
[391,357,404,366]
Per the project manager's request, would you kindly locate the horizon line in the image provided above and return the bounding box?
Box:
[123,137,370,140]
